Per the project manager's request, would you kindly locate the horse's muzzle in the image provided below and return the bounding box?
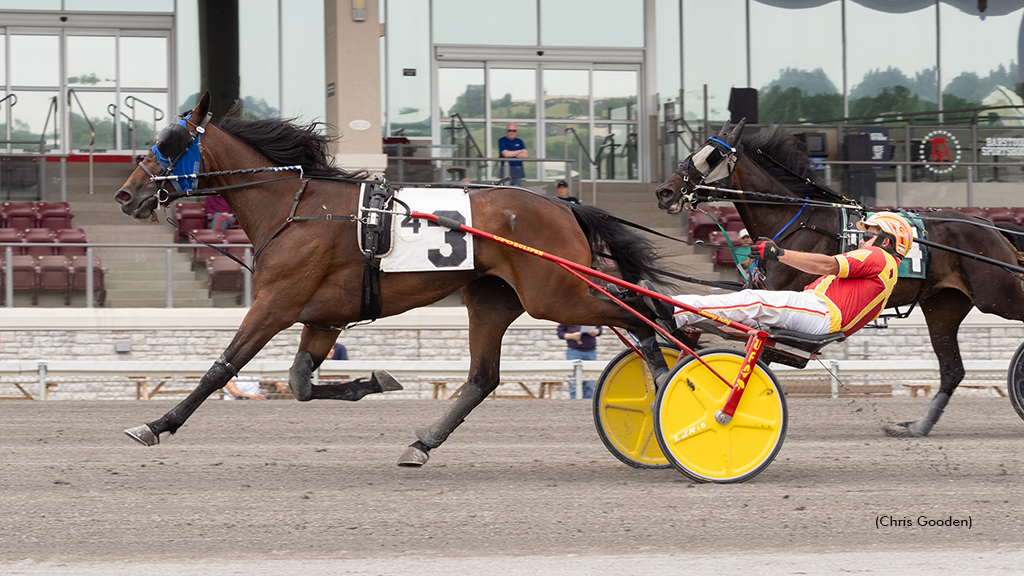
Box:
[656,186,682,214]
[115,189,156,220]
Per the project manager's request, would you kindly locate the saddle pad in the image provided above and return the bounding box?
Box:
[381,187,474,273]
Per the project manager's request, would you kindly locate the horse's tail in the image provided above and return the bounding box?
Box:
[995,222,1024,266]
[566,203,675,290]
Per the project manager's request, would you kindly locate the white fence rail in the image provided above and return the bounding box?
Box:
[0,359,1012,401]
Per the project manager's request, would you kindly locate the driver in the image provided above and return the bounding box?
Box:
[647,212,912,338]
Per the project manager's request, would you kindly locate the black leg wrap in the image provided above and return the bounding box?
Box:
[416,384,485,449]
[908,391,950,437]
[639,336,670,388]
[289,351,315,401]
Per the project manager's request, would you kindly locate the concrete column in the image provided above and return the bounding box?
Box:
[324,0,387,174]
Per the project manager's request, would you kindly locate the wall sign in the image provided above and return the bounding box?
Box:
[919,130,962,174]
[981,137,1024,157]
[348,119,372,131]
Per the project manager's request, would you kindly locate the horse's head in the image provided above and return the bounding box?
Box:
[115,91,213,221]
[655,119,746,214]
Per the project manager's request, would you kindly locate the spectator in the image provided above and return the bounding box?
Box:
[327,343,348,361]
[223,376,287,400]
[205,195,236,230]
[498,123,527,186]
[557,324,602,399]
[735,228,754,275]
[555,180,579,204]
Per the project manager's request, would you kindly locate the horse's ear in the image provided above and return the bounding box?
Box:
[191,90,211,121]
[717,121,731,139]
[726,118,747,146]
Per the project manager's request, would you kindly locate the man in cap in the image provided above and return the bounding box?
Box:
[555,180,579,204]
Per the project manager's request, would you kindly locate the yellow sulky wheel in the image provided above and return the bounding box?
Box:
[654,347,787,483]
[593,346,681,469]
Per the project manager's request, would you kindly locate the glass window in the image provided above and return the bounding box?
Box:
[543,69,589,120]
[64,0,174,11]
[750,1,842,124]
[940,3,1023,110]
[655,0,680,107]
[281,0,325,121]
[545,122,590,180]
[490,68,536,120]
[433,0,538,46]
[177,0,201,115]
[540,0,643,47]
[847,3,937,116]
[439,67,485,119]
[122,92,169,151]
[10,35,60,87]
[493,121,536,179]
[593,123,638,180]
[66,91,117,151]
[120,36,169,89]
[593,70,637,120]
[10,91,59,151]
[0,32,6,85]
[681,0,745,123]
[387,0,431,136]
[67,36,117,88]
[239,0,281,117]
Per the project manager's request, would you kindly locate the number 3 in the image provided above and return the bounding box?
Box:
[427,210,467,267]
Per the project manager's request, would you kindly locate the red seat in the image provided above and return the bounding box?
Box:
[71,254,107,306]
[0,228,24,249]
[957,206,986,219]
[688,206,722,242]
[175,202,208,242]
[221,229,251,258]
[1011,207,1024,226]
[36,255,72,305]
[2,204,37,229]
[190,229,225,270]
[37,203,74,230]
[984,207,1016,225]
[8,254,38,305]
[206,255,244,303]
[23,228,56,257]
[55,228,88,256]
[718,206,739,224]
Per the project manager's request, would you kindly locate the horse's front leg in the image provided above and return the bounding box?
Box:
[398,277,523,466]
[884,290,972,438]
[288,325,403,401]
[123,301,296,446]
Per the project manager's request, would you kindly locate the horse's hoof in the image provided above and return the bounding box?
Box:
[124,424,159,446]
[372,370,404,392]
[882,421,924,438]
[397,445,429,467]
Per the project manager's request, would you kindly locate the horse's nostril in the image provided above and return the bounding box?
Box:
[116,190,132,204]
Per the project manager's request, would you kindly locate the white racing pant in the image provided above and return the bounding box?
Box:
[670,289,833,335]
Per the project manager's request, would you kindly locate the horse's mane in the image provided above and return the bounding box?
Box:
[216,104,369,179]
[742,126,838,201]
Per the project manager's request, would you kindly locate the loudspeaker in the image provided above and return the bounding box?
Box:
[728,88,758,124]
[843,134,876,206]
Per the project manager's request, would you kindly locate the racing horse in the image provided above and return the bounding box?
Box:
[115,92,671,465]
[654,120,1024,437]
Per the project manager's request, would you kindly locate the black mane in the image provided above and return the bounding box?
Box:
[742,126,838,201]
[216,105,369,179]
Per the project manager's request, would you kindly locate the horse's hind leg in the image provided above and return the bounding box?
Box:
[398,277,524,466]
[124,302,296,446]
[884,290,973,438]
[289,325,402,401]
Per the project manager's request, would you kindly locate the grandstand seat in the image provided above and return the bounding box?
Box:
[1012,207,1024,226]
[718,206,739,223]
[71,254,107,306]
[175,202,208,241]
[221,229,251,258]
[190,229,225,270]
[0,228,24,250]
[957,206,986,219]
[23,228,56,257]
[36,202,74,230]
[688,206,722,242]
[708,230,749,267]
[984,207,1017,226]
[36,255,72,305]
[55,228,89,256]
[206,255,244,304]
[2,203,37,229]
[8,254,38,305]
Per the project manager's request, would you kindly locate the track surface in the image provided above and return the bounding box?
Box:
[1,397,1023,574]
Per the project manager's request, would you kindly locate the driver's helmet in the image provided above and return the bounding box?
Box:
[856,211,913,257]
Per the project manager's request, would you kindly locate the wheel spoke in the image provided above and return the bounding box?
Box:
[603,396,652,414]
[730,410,778,430]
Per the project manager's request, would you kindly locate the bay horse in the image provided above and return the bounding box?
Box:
[654,120,1024,438]
[115,92,670,465]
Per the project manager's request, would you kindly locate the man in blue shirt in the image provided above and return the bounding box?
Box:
[498,123,527,186]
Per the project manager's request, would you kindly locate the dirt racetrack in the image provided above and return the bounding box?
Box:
[2,396,1023,575]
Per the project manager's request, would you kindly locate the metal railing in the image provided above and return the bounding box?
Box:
[67,89,98,194]
[2,242,253,309]
[385,156,576,191]
[124,96,165,154]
